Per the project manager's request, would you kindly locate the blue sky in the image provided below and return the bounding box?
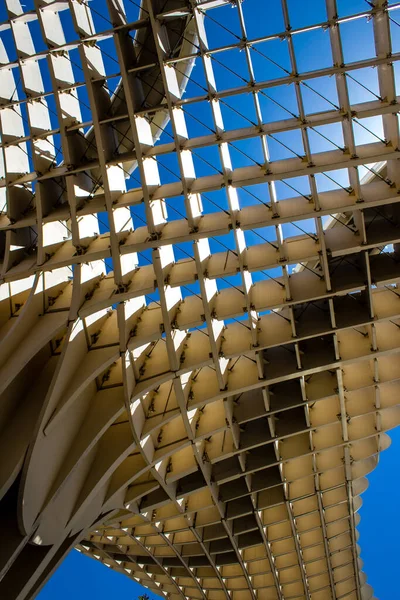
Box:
[38,551,160,600]
[358,427,400,599]
[1,0,398,597]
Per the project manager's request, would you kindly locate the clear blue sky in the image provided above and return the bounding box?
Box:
[38,551,161,600]
[358,427,400,599]
[1,0,396,597]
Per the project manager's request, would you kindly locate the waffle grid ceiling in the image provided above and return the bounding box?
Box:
[0,1,400,599]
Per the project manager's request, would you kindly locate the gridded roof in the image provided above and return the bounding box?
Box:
[1,0,400,599]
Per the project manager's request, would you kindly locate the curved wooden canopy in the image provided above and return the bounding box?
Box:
[0,1,399,599]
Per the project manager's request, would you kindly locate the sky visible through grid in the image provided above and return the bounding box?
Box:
[0,0,398,597]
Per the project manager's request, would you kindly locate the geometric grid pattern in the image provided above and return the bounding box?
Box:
[0,1,400,599]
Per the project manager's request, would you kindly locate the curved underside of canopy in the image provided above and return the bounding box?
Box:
[0,1,399,599]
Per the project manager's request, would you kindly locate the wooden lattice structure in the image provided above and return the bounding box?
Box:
[0,1,399,599]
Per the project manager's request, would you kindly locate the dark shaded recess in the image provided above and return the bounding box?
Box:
[104,548,134,562]
[275,406,307,437]
[369,251,400,282]
[270,379,303,412]
[168,566,188,577]
[293,299,331,338]
[7,186,36,223]
[209,537,233,554]
[240,417,272,450]
[213,456,242,483]
[219,477,249,502]
[140,487,169,511]
[329,254,366,293]
[215,551,237,566]
[182,542,202,557]
[234,389,266,424]
[226,496,254,520]
[246,444,276,471]
[364,202,400,247]
[162,557,184,567]
[232,514,258,536]
[219,465,282,504]
[263,344,298,379]
[299,334,336,370]
[334,290,371,329]
[237,529,263,549]
[188,555,210,568]
[257,486,285,510]
[0,477,25,576]
[127,555,157,566]
[177,469,207,496]
[213,447,277,486]
[203,523,226,542]
[80,538,96,550]
[251,466,282,493]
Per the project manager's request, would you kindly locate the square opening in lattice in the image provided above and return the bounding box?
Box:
[130,202,147,230]
[180,279,201,300]
[353,115,385,147]
[155,152,182,185]
[237,182,272,209]
[211,48,250,91]
[301,75,339,115]
[250,38,291,83]
[274,175,311,202]
[252,265,283,284]
[308,122,344,154]
[201,188,229,214]
[202,4,243,50]
[177,61,208,100]
[315,168,350,193]
[244,225,277,248]
[173,240,195,263]
[164,195,187,222]
[259,83,299,124]
[208,227,236,252]
[220,93,258,131]
[287,0,327,29]
[291,28,333,73]
[346,67,380,106]
[340,17,376,63]
[229,137,264,170]
[268,129,305,162]
[241,0,284,39]
[191,145,222,178]
[281,217,317,241]
[85,0,115,34]
[182,101,216,138]
[57,5,78,44]
[336,0,369,17]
